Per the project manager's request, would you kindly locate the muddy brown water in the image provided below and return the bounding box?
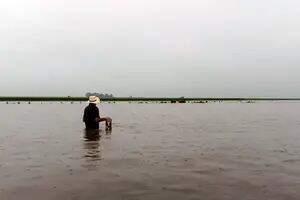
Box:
[1,102,300,200]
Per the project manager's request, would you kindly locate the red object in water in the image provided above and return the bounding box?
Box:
[97,117,112,130]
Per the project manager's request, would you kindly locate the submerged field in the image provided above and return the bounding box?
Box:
[1,96,300,102]
[1,102,300,200]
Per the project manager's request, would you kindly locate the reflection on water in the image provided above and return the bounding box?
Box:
[84,129,101,141]
[82,129,112,170]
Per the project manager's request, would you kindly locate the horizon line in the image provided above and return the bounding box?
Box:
[1,96,300,101]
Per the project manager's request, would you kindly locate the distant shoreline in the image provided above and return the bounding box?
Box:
[1,96,300,102]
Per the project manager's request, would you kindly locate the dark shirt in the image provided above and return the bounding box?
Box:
[83,103,100,129]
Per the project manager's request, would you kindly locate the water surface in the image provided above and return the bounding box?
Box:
[1,102,300,200]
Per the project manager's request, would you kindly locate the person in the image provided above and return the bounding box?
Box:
[83,96,112,130]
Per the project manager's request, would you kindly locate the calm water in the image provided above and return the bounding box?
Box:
[1,102,300,200]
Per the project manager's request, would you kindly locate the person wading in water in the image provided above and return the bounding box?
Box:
[83,96,112,130]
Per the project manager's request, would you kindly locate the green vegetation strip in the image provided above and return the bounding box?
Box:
[1,96,300,102]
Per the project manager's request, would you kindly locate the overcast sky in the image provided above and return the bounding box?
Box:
[0,0,299,97]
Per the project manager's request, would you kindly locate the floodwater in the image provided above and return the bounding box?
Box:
[1,102,300,200]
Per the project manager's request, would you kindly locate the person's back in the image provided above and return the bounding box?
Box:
[83,103,100,129]
[83,96,112,130]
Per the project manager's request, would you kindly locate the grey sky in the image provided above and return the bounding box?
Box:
[0,0,299,97]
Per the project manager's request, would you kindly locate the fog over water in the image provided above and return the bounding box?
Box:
[0,0,299,97]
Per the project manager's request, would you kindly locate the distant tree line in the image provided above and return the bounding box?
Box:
[85,92,114,98]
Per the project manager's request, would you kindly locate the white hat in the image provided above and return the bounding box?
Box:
[88,96,100,104]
